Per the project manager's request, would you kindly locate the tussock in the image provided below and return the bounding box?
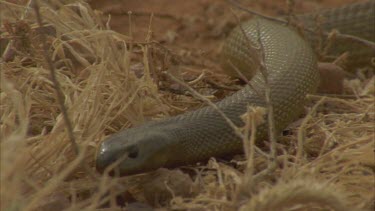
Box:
[1,1,374,210]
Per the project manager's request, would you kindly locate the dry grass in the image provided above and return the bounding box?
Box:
[1,1,374,211]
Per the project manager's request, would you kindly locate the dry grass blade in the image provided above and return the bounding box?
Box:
[240,179,350,211]
[32,0,79,155]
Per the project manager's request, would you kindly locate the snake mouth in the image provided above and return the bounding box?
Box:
[96,154,164,176]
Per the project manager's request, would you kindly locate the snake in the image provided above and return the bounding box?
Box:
[95,1,375,176]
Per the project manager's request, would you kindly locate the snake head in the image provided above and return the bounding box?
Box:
[96,127,175,176]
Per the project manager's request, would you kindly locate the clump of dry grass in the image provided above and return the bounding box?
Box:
[1,1,163,210]
[1,1,374,211]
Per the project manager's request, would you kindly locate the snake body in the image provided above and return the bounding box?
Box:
[96,1,375,176]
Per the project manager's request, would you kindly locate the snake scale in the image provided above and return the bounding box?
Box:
[96,1,375,175]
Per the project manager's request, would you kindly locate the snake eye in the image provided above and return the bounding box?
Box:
[127,146,139,159]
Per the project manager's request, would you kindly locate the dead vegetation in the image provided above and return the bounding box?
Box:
[0,1,374,211]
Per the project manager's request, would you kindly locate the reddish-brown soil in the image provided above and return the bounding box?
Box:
[90,0,358,66]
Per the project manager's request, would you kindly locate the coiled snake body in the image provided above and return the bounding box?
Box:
[96,2,375,175]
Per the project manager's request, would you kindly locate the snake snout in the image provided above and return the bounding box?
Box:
[95,141,116,174]
[96,139,142,175]
[96,128,179,176]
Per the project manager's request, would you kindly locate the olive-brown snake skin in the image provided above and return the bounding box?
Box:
[96,1,375,175]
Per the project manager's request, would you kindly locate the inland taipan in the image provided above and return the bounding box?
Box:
[95,2,375,176]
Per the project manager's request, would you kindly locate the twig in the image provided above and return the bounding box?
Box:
[229,9,276,178]
[228,9,263,98]
[227,0,285,24]
[32,0,79,155]
[127,11,133,38]
[1,0,33,62]
[143,13,159,85]
[286,0,296,25]
[240,107,260,192]
[254,20,277,167]
[164,72,244,140]
[205,78,240,91]
[246,20,279,177]
[227,59,250,84]
[188,71,206,85]
[227,15,279,187]
[226,0,375,51]
[126,11,133,81]
[251,163,276,184]
[296,97,326,162]
[103,8,180,22]
[314,14,325,58]
[227,60,262,98]
[331,32,375,50]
